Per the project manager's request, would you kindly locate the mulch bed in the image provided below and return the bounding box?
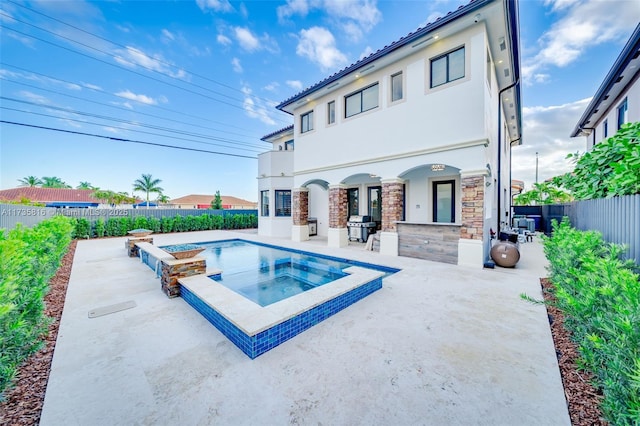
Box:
[0,240,77,426]
[540,277,607,425]
[0,244,606,425]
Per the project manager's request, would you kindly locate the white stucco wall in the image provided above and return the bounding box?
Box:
[590,76,640,148]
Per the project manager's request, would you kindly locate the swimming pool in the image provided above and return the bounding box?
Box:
[140,239,399,358]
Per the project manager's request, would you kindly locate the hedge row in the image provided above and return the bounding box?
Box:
[544,218,640,425]
[0,216,73,399]
[71,213,257,238]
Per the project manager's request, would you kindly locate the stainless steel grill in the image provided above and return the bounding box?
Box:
[347,215,377,242]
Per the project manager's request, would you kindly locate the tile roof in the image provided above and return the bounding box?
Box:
[170,194,257,206]
[261,125,294,142]
[0,187,101,203]
[276,0,493,111]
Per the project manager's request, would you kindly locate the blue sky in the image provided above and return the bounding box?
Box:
[1,0,639,202]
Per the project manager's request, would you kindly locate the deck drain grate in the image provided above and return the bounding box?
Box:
[88,300,137,318]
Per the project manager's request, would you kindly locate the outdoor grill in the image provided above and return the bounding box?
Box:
[347,215,377,242]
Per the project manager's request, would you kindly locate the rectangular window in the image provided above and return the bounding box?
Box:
[260,190,269,217]
[433,180,455,223]
[604,119,608,138]
[327,101,335,124]
[430,46,465,88]
[285,140,294,151]
[301,111,313,133]
[391,72,403,102]
[617,98,628,130]
[345,83,379,118]
[275,190,291,217]
[368,186,382,229]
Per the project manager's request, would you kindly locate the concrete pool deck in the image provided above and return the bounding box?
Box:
[40,230,570,425]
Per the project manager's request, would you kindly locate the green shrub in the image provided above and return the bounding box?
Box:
[94,219,105,238]
[148,217,161,233]
[105,218,118,237]
[74,218,91,239]
[544,218,640,424]
[160,217,173,233]
[0,216,73,398]
[133,216,149,230]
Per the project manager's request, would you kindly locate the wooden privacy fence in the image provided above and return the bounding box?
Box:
[0,204,257,231]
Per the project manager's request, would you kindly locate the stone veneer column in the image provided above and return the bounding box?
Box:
[161,257,206,298]
[327,184,348,248]
[126,236,153,257]
[381,179,404,232]
[460,175,484,240]
[458,172,487,268]
[379,178,404,256]
[291,187,309,242]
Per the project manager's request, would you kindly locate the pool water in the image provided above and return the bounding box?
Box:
[199,240,388,306]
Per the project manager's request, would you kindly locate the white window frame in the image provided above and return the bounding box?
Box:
[390,72,403,102]
[327,100,336,125]
[345,83,379,118]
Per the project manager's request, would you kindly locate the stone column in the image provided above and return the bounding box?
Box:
[291,187,309,242]
[160,257,206,298]
[379,178,404,256]
[328,184,348,248]
[458,172,486,268]
[126,236,153,257]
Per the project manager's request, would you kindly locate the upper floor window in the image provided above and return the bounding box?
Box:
[603,119,608,138]
[391,72,403,102]
[327,101,335,124]
[301,111,313,133]
[617,98,628,130]
[285,140,294,151]
[275,190,291,217]
[430,46,465,88]
[345,83,379,118]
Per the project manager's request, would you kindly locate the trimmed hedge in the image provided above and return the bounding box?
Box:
[0,216,73,399]
[69,213,257,238]
[544,218,640,425]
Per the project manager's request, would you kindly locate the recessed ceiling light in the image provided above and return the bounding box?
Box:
[434,35,439,40]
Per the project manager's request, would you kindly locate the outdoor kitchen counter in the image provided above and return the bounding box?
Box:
[395,222,461,264]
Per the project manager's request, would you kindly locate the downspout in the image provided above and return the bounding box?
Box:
[497,79,519,233]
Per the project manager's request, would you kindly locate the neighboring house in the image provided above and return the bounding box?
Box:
[571,24,640,148]
[0,187,102,208]
[170,194,257,210]
[258,0,522,268]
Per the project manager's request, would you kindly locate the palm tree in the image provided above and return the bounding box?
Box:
[133,174,163,208]
[77,181,94,190]
[156,193,170,204]
[18,176,43,187]
[41,176,71,188]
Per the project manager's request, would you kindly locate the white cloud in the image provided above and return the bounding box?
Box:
[511,98,591,190]
[19,91,50,104]
[286,80,303,91]
[263,82,279,92]
[196,0,233,13]
[161,29,175,42]
[359,46,374,60]
[114,90,166,106]
[296,27,348,72]
[278,0,381,42]
[241,85,276,125]
[114,46,186,79]
[231,57,243,73]
[217,34,232,46]
[234,27,260,51]
[82,82,102,91]
[523,0,640,86]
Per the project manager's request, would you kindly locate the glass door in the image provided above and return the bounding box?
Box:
[433,180,455,223]
[368,186,382,229]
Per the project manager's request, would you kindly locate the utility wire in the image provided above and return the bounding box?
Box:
[1,63,265,137]
[6,0,280,106]
[1,77,266,149]
[0,24,289,125]
[1,96,265,148]
[0,120,258,159]
[0,107,265,153]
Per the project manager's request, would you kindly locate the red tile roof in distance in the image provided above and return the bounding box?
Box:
[0,187,101,203]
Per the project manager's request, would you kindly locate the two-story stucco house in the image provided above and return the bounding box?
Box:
[258,0,522,268]
[571,23,640,148]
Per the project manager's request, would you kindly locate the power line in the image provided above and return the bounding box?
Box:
[1,63,264,137]
[1,120,258,159]
[0,107,265,153]
[1,96,265,149]
[6,0,280,106]
[0,24,289,125]
[1,76,266,149]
